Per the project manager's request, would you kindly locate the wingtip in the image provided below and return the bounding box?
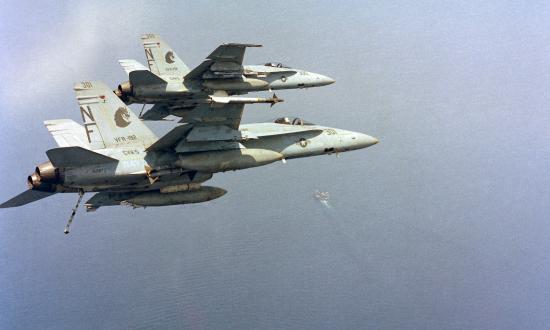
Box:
[223,43,262,48]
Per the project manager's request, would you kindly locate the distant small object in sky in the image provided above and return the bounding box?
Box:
[313,190,330,202]
[313,190,331,208]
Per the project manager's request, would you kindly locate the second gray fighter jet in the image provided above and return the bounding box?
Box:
[115,34,335,120]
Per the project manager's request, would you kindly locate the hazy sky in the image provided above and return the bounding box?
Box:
[1,1,549,329]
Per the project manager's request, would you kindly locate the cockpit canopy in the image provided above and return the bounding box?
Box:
[264,62,290,68]
[274,117,314,126]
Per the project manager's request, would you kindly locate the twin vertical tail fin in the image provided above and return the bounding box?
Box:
[74,81,158,149]
[141,33,190,79]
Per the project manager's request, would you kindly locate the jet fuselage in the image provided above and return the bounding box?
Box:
[26,122,377,205]
[117,65,335,105]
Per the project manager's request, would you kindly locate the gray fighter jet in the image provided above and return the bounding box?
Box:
[114,34,335,120]
[0,81,377,233]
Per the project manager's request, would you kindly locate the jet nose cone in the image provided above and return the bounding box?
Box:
[355,133,379,149]
[317,74,335,86]
[307,73,335,87]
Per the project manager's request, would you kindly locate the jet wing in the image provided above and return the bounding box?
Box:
[145,103,245,152]
[207,43,262,64]
[143,103,244,130]
[177,103,244,129]
[185,43,261,80]
[146,124,193,152]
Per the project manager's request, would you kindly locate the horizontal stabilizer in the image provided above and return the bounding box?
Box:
[46,147,118,167]
[129,70,167,86]
[44,119,90,148]
[0,190,55,208]
[119,59,149,76]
